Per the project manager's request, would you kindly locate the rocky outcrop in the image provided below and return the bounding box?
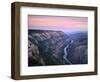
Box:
[28,30,88,66]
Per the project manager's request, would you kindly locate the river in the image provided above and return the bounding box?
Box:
[63,40,74,64]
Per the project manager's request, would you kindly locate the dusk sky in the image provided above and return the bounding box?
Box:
[28,15,88,32]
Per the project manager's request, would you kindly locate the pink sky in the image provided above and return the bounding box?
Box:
[28,15,88,31]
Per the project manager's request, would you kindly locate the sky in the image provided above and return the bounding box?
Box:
[28,15,88,33]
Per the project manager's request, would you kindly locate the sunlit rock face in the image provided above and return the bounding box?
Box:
[28,30,88,66]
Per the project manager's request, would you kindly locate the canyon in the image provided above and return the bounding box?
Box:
[28,30,87,66]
